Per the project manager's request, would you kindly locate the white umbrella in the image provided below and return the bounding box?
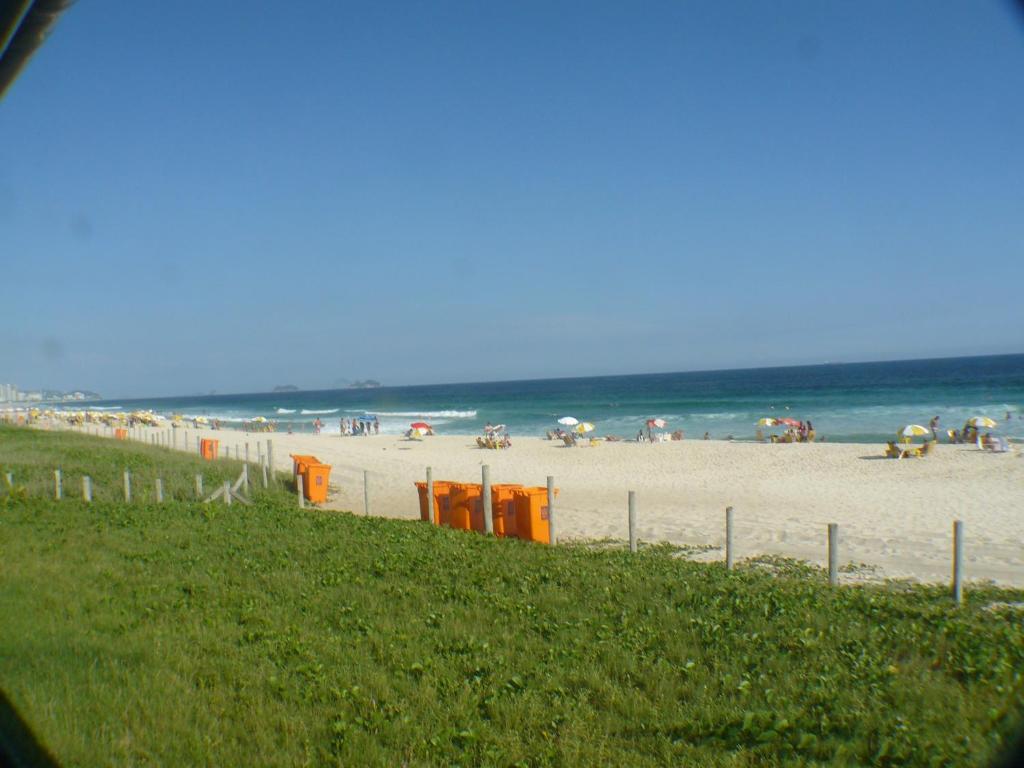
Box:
[898,425,931,438]
[557,416,579,426]
[966,416,997,429]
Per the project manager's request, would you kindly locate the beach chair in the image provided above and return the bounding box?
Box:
[918,440,934,457]
[561,434,577,447]
[884,441,900,459]
[476,437,488,449]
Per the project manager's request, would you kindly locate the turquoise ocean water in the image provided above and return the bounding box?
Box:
[83,354,1024,443]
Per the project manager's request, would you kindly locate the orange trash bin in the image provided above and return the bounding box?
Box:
[290,454,318,477]
[200,438,219,460]
[511,486,558,543]
[491,484,523,538]
[114,428,127,440]
[302,462,331,504]
[448,482,482,532]
[415,480,453,524]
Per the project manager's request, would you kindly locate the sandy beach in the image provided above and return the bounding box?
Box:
[133,423,1023,588]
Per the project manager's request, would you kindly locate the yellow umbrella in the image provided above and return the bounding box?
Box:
[575,422,595,434]
[757,417,779,427]
[966,416,997,429]
[898,425,931,439]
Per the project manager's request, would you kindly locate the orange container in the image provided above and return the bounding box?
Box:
[415,480,453,524]
[491,483,523,537]
[290,454,318,476]
[511,486,558,544]
[114,428,127,440]
[200,438,219,460]
[302,462,331,504]
[448,482,482,531]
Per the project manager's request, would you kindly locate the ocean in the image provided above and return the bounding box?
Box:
[83,354,1024,443]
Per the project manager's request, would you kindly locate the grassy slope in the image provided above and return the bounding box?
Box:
[1,425,1023,767]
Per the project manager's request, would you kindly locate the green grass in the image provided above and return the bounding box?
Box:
[2,425,1023,766]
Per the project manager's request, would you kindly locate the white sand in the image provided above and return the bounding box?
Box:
[170,426,1024,587]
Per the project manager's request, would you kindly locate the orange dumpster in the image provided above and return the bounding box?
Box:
[415,480,453,524]
[114,428,127,440]
[290,454,318,476]
[302,462,331,504]
[491,484,523,537]
[448,482,482,532]
[200,438,219,461]
[511,486,558,544]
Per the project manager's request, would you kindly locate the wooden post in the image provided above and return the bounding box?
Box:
[172,429,176,450]
[196,435,201,454]
[155,477,164,503]
[257,443,264,466]
[828,523,839,586]
[82,475,92,502]
[242,463,249,495]
[123,470,132,503]
[426,466,434,524]
[363,470,370,516]
[261,463,268,489]
[725,506,735,570]
[4,471,12,487]
[482,465,493,535]
[223,480,231,506]
[266,440,275,485]
[547,475,556,545]
[628,490,637,552]
[296,474,305,508]
[54,469,62,500]
[245,443,250,464]
[195,474,203,499]
[953,520,964,605]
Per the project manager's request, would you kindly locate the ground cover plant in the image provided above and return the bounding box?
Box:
[2,425,1023,766]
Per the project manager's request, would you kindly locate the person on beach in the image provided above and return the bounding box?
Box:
[929,415,940,439]
[374,417,380,435]
[313,418,322,435]
[703,431,710,440]
[635,430,645,442]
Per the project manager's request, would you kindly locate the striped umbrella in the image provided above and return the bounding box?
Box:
[646,418,667,429]
[898,424,931,438]
[966,416,997,429]
[575,422,595,434]
[757,417,779,427]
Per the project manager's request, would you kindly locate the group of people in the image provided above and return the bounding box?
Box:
[339,417,379,436]
[479,422,512,449]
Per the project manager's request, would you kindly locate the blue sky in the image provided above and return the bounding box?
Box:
[2,1,1022,397]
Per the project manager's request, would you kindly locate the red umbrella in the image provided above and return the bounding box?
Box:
[410,421,432,430]
[646,418,667,428]
[777,418,800,427]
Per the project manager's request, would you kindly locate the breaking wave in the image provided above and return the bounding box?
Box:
[300,408,340,415]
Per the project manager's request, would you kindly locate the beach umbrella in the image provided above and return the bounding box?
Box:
[757,417,779,427]
[557,416,579,426]
[575,422,595,434]
[646,418,667,429]
[777,418,800,428]
[252,416,267,423]
[358,414,376,422]
[410,421,432,430]
[409,427,425,438]
[898,424,931,438]
[487,423,506,433]
[966,416,997,429]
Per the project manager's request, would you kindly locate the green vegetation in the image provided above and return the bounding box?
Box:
[2,425,1023,766]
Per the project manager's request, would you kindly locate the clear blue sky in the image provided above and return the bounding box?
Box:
[2,1,1023,398]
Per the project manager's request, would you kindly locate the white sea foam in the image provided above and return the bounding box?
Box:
[276,408,296,414]
[300,408,340,415]
[344,409,477,419]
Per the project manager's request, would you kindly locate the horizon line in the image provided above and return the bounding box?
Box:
[97,350,1024,404]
